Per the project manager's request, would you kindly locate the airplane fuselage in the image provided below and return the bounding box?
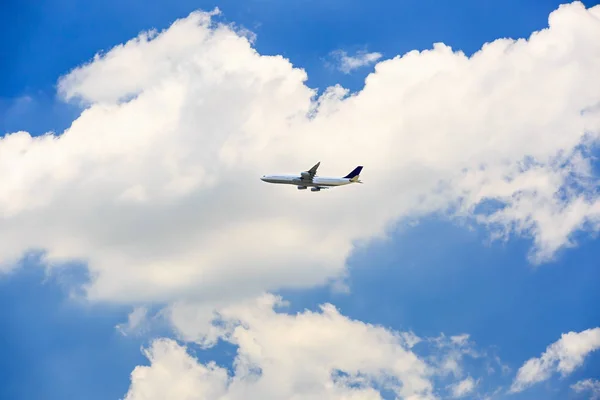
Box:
[260,175,354,187]
[261,163,363,192]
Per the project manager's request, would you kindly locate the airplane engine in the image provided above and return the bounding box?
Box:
[311,187,321,192]
[297,186,307,190]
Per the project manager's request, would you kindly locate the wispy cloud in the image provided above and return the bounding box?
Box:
[572,379,600,399]
[510,327,600,393]
[116,306,149,336]
[330,49,382,73]
[450,376,478,398]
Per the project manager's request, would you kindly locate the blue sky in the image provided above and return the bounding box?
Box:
[2,1,600,399]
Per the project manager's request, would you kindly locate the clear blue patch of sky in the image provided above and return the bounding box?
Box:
[186,340,239,375]
[3,0,599,136]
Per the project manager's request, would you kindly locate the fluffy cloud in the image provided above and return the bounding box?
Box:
[124,294,490,400]
[510,327,600,393]
[4,3,599,399]
[1,2,600,308]
[330,50,383,73]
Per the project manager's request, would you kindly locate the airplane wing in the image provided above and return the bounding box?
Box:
[307,161,320,177]
[301,161,320,181]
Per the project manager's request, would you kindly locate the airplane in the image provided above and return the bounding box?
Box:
[260,162,363,192]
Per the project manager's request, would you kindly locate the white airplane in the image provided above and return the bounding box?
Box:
[260,162,363,192]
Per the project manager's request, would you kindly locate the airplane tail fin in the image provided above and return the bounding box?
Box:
[344,166,363,183]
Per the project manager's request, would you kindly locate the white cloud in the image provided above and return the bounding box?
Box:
[428,333,482,379]
[330,49,383,73]
[1,3,598,399]
[124,294,493,400]
[510,327,600,393]
[125,338,230,400]
[572,379,600,399]
[116,306,149,336]
[0,2,599,310]
[449,376,477,398]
